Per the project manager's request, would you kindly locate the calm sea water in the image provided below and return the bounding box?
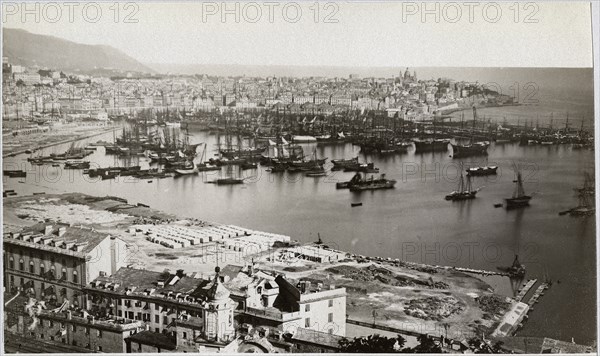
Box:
[2,104,596,344]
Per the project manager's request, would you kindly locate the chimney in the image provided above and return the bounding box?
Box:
[44,225,53,235]
[58,227,66,237]
[176,269,185,278]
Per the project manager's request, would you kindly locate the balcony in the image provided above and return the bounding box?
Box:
[244,307,301,322]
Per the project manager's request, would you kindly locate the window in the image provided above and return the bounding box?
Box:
[72,271,78,283]
[50,321,54,327]
[20,278,24,286]
[40,264,45,276]
[137,312,142,320]
[183,332,187,339]
[98,346,102,352]
[328,328,333,334]
[154,303,159,310]
[118,311,122,317]
[305,318,310,328]
[85,327,90,335]
[61,268,67,280]
[155,328,160,333]
[98,330,103,338]
[73,325,76,332]
[8,257,14,269]
[328,313,333,323]
[72,340,77,346]
[155,315,159,323]
[305,304,310,312]
[328,300,333,307]
[40,334,44,340]
[29,261,35,273]
[163,316,168,324]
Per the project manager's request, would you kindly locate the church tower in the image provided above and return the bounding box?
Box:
[203,267,235,343]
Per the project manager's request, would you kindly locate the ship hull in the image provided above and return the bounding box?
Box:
[451,143,489,158]
[466,166,498,176]
[445,191,477,201]
[414,140,449,153]
[505,196,532,208]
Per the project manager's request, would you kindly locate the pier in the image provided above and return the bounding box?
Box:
[526,283,550,307]
[451,266,509,277]
[515,279,538,302]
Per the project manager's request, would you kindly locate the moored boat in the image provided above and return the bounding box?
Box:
[505,166,532,208]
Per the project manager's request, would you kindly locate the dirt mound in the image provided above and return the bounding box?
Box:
[327,265,449,289]
[404,295,466,321]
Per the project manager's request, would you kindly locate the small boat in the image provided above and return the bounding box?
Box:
[348,173,396,192]
[466,165,498,176]
[174,161,198,176]
[292,135,317,143]
[209,178,245,185]
[351,202,363,207]
[305,170,326,177]
[494,203,503,208]
[331,157,359,170]
[64,160,90,169]
[240,162,258,170]
[3,170,27,178]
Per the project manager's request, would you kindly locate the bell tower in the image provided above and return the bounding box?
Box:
[203,266,235,342]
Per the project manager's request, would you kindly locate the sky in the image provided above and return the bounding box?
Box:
[1,1,594,68]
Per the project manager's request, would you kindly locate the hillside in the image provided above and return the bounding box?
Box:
[2,28,152,74]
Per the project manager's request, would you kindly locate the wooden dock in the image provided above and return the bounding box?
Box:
[515,279,538,302]
[452,266,509,277]
[527,283,550,307]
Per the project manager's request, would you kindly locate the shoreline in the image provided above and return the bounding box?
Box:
[2,126,120,159]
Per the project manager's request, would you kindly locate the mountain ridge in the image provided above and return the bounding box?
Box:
[3,28,152,74]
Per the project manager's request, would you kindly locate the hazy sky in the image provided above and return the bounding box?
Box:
[1,1,594,68]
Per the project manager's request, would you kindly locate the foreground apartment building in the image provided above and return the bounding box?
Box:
[3,222,129,308]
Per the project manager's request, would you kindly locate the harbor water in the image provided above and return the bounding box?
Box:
[2,111,596,345]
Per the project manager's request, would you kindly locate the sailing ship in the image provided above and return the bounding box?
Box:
[505,165,532,208]
[445,172,479,201]
[466,159,498,176]
[566,193,595,217]
[451,107,489,158]
[574,172,594,196]
[413,120,449,153]
[560,172,595,216]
